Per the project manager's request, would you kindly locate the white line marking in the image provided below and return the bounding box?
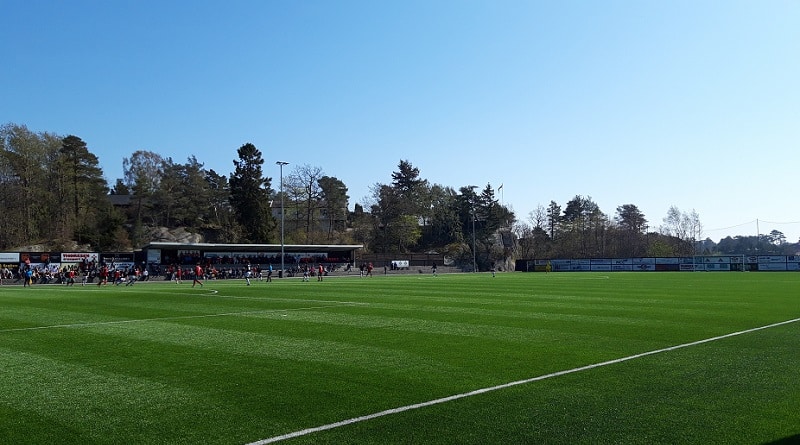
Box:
[247,317,800,445]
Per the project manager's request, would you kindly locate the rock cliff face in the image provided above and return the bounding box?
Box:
[14,228,203,252]
[147,227,203,244]
[12,244,50,252]
[13,241,93,252]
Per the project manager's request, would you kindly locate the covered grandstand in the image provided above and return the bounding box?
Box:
[140,242,362,269]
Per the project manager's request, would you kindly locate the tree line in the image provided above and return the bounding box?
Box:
[1,123,793,268]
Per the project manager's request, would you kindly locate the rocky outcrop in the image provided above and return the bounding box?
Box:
[147,227,203,244]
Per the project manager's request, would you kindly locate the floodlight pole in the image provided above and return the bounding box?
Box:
[276,161,289,277]
[467,185,477,273]
[464,185,478,273]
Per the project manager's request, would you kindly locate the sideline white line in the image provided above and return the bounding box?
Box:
[248,317,800,445]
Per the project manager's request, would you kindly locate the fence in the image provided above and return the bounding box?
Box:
[516,255,800,272]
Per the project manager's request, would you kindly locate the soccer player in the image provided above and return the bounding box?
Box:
[23,268,33,287]
[192,264,204,287]
[126,268,137,286]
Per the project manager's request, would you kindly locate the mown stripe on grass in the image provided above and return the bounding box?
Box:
[0,302,357,334]
[78,320,444,373]
[247,316,800,444]
[2,307,660,374]
[0,347,230,444]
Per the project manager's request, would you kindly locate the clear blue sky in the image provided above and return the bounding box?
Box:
[3,0,799,243]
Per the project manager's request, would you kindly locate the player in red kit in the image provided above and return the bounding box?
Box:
[192,264,204,287]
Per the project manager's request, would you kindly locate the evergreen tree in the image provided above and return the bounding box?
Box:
[391,159,428,217]
[123,150,165,245]
[206,169,241,242]
[180,156,212,227]
[424,184,461,248]
[546,201,561,240]
[58,135,109,245]
[229,143,275,242]
[152,158,182,226]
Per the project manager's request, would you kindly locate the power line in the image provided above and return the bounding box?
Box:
[704,220,757,233]
[758,219,800,225]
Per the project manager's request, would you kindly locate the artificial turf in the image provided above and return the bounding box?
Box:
[0,271,798,444]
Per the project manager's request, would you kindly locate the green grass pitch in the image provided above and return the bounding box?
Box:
[1,272,798,444]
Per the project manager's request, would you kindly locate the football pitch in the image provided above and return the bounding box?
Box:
[1,272,798,444]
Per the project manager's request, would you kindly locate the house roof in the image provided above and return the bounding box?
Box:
[108,194,132,206]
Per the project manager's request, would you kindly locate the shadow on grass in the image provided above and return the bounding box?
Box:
[763,435,800,444]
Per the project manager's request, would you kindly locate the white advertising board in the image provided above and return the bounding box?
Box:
[0,252,19,262]
[27,263,61,273]
[758,256,786,263]
[757,263,787,271]
[551,260,571,271]
[62,252,99,263]
[537,257,792,272]
[656,258,681,264]
[702,256,731,264]
[147,249,161,264]
[110,262,136,271]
